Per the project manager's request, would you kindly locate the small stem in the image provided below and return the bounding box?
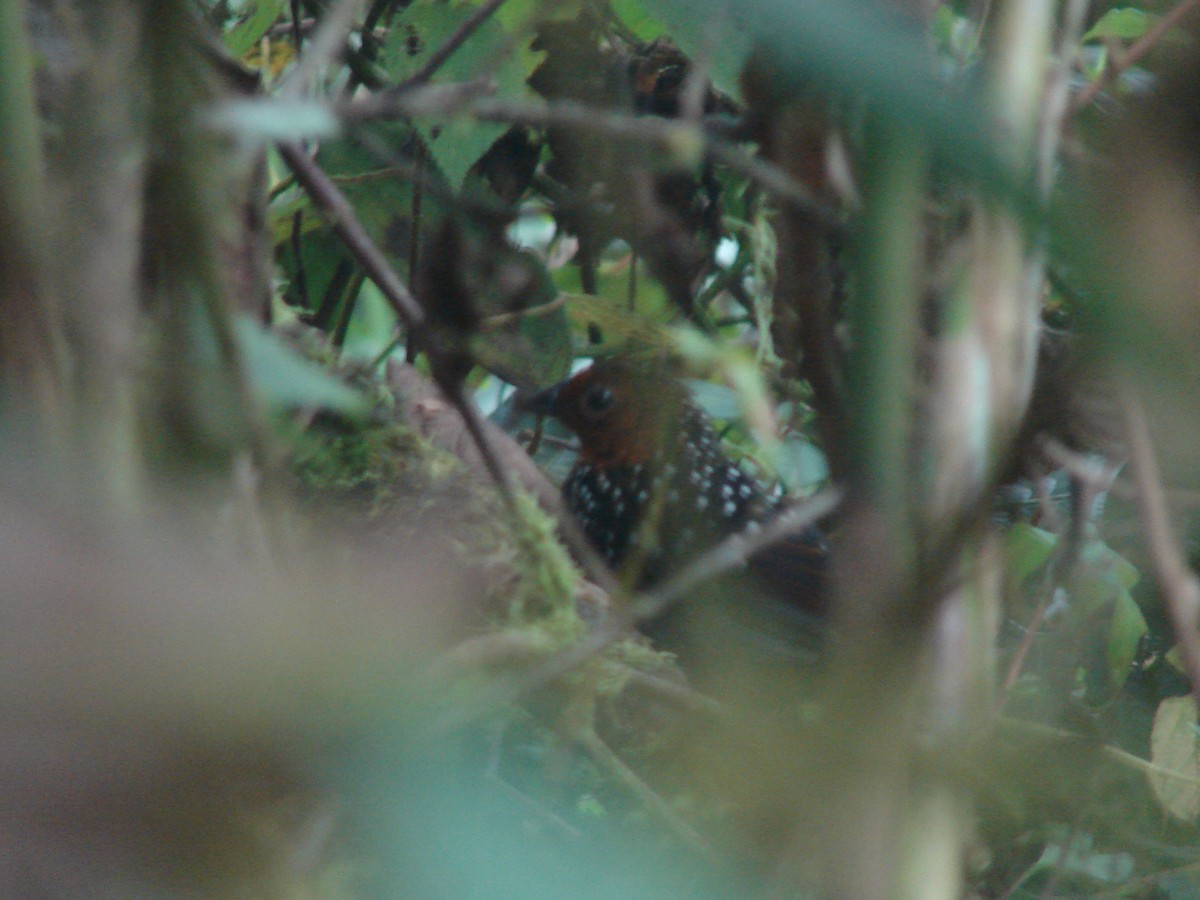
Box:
[1074,0,1200,109]
[278,142,427,332]
[1119,384,1200,717]
[390,0,510,93]
[346,93,845,232]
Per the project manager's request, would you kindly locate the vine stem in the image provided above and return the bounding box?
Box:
[1074,0,1200,109]
[1120,384,1200,717]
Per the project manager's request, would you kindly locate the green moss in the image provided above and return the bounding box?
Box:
[291,405,462,516]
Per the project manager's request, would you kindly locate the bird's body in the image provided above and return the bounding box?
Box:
[534,358,828,657]
[562,401,776,580]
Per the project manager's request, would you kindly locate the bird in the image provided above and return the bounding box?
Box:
[529,356,829,661]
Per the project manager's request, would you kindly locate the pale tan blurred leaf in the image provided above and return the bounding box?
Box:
[1149,695,1200,821]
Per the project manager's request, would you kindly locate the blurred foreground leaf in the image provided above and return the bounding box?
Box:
[1149,696,1200,822]
[235,317,372,416]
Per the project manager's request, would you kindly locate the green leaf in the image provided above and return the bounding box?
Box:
[1107,590,1147,688]
[1075,539,1140,616]
[472,292,574,387]
[1003,523,1058,585]
[686,379,741,420]
[484,0,585,30]
[1083,8,1154,43]
[223,0,288,58]
[311,121,442,272]
[776,436,829,492]
[383,2,545,189]
[234,317,372,417]
[609,0,670,42]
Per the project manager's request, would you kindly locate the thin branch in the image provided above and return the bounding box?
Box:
[1036,0,1089,196]
[997,715,1200,789]
[477,294,567,331]
[579,727,716,858]
[620,668,726,717]
[1119,384,1200,715]
[444,383,517,502]
[345,93,845,232]
[276,141,535,525]
[428,488,841,733]
[486,773,585,840]
[278,142,427,331]
[1074,0,1200,109]
[389,0,510,94]
[631,488,841,626]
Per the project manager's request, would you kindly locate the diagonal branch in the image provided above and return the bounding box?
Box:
[277,141,427,331]
[389,0,510,94]
[429,487,842,733]
[345,93,845,232]
[277,142,526,501]
[1074,0,1200,109]
[1119,384,1200,716]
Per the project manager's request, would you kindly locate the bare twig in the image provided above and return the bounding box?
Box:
[999,592,1055,699]
[345,93,844,232]
[477,294,567,331]
[444,382,518,503]
[277,141,428,331]
[1073,0,1200,109]
[630,488,841,625]
[389,0,510,94]
[486,773,585,840]
[1037,0,1089,195]
[279,142,531,530]
[428,488,841,733]
[997,715,1200,789]
[621,668,726,717]
[1119,385,1200,714]
[578,728,716,858]
[385,361,622,595]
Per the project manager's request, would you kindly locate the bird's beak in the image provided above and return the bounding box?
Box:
[521,384,561,417]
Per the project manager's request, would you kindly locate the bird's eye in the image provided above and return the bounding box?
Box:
[582,384,615,416]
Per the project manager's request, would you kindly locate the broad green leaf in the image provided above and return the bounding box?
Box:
[384,2,545,189]
[224,0,289,58]
[1083,8,1153,43]
[341,282,401,362]
[1075,539,1141,615]
[776,436,829,492]
[686,378,741,420]
[609,0,670,42]
[482,0,585,30]
[312,121,442,271]
[472,292,574,387]
[1149,696,1200,822]
[1003,523,1057,585]
[1107,590,1147,688]
[234,317,372,416]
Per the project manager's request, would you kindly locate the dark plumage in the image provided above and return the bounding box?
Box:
[534,358,828,657]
